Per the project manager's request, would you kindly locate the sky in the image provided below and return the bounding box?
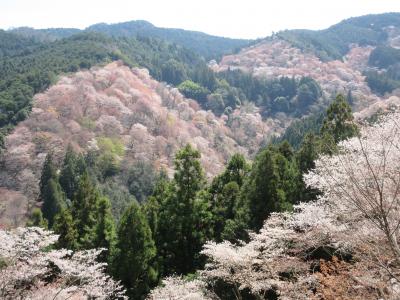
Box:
[1,0,400,39]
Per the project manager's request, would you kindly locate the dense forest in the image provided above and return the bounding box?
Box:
[0,28,327,153]
[1,12,400,300]
[277,12,400,61]
[28,94,357,299]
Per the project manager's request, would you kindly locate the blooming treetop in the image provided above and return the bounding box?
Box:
[0,227,126,299]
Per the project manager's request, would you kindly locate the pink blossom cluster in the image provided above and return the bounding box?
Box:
[0,227,126,299]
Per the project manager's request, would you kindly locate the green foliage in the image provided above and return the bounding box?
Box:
[154,144,212,275]
[242,149,292,230]
[39,154,65,228]
[71,172,101,249]
[100,179,136,221]
[53,208,78,250]
[86,20,250,59]
[41,178,65,228]
[320,94,359,143]
[161,59,188,85]
[219,70,323,116]
[277,13,399,60]
[178,80,209,105]
[94,197,117,263]
[369,46,400,69]
[126,161,159,203]
[94,137,125,179]
[208,154,250,241]
[112,202,157,299]
[273,113,325,149]
[26,208,48,229]
[364,70,400,95]
[59,145,87,200]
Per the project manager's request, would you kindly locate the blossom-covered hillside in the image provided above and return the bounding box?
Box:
[213,39,387,111]
[150,110,400,300]
[0,61,278,227]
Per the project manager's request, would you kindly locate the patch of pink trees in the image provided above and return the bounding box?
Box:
[0,227,126,299]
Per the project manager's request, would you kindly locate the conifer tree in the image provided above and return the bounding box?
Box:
[320,93,359,143]
[113,202,157,299]
[59,145,87,200]
[71,172,100,249]
[242,149,289,230]
[94,196,116,263]
[40,154,65,228]
[53,208,78,250]
[208,154,249,242]
[39,153,57,198]
[156,144,211,275]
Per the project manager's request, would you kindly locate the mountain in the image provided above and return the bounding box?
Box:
[213,13,400,119]
[9,20,251,59]
[2,13,400,227]
[8,27,81,42]
[277,12,400,61]
[86,20,251,59]
[0,61,271,227]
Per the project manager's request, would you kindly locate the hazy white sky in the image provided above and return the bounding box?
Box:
[1,0,400,39]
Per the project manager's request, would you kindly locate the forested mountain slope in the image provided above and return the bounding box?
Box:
[9,20,251,59]
[2,13,400,228]
[213,13,400,116]
[0,61,274,227]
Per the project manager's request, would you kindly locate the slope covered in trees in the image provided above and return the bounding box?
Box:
[277,12,400,61]
[86,20,251,59]
[0,62,277,227]
[10,20,251,59]
[150,107,400,300]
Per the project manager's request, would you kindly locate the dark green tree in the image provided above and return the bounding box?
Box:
[41,177,65,228]
[39,153,57,197]
[242,149,291,230]
[53,208,78,250]
[94,196,116,263]
[71,172,101,249]
[320,94,359,143]
[156,144,211,275]
[59,145,86,200]
[208,154,250,241]
[213,181,240,241]
[113,202,157,299]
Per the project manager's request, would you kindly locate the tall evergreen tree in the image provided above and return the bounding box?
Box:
[113,202,157,299]
[71,172,100,249]
[41,178,65,228]
[156,144,211,275]
[39,153,57,198]
[59,145,86,200]
[39,153,65,228]
[53,208,78,250]
[320,93,359,143]
[242,149,290,230]
[208,154,249,242]
[94,196,116,263]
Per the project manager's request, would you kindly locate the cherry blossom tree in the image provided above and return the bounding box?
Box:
[0,227,126,299]
[305,110,400,261]
[150,111,400,300]
[147,276,216,300]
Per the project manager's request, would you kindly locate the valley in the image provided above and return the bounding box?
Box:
[1,11,400,300]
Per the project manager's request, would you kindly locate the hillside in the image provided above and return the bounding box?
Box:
[9,20,251,59]
[277,12,400,61]
[2,11,400,300]
[213,13,400,117]
[0,61,277,227]
[86,20,251,59]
